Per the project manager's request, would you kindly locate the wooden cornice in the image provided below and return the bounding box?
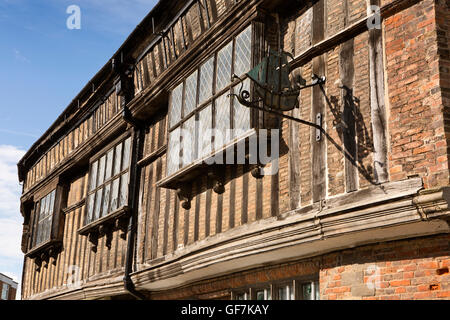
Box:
[130,178,450,291]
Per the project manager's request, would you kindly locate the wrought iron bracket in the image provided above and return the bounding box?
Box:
[229,74,326,132]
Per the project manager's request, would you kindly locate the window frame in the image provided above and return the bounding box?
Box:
[231,276,320,301]
[25,179,67,267]
[165,23,255,178]
[82,133,133,228]
[32,189,57,249]
[1,283,9,300]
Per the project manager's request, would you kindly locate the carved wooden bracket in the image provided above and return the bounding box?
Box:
[88,232,99,253]
[78,207,131,252]
[177,184,192,210]
[208,169,225,194]
[251,165,265,179]
[28,241,62,271]
[115,216,129,240]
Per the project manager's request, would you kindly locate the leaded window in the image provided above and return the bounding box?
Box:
[85,137,132,225]
[33,190,56,248]
[167,25,253,176]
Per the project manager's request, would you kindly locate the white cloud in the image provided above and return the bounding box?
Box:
[13,48,31,64]
[0,145,25,299]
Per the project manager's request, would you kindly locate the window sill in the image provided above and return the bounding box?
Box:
[156,129,265,209]
[78,206,131,252]
[26,239,62,271]
[157,129,257,187]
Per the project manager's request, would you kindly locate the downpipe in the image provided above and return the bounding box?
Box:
[122,106,146,300]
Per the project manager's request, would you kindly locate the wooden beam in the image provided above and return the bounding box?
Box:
[311,0,326,203]
[340,38,358,192]
[290,0,422,70]
[369,0,388,183]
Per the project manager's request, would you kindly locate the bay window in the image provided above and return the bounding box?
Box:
[166,25,253,177]
[85,136,131,226]
[33,190,56,248]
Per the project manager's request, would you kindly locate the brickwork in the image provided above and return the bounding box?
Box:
[320,234,450,300]
[385,0,449,188]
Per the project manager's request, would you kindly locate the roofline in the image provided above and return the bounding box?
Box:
[0,273,19,286]
[17,0,165,174]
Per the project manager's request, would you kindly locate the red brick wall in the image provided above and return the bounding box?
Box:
[320,234,450,300]
[385,0,449,188]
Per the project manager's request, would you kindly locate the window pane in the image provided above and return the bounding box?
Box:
[87,193,95,224]
[89,161,98,191]
[110,178,120,212]
[105,148,114,182]
[214,92,231,149]
[184,71,198,116]
[278,284,294,300]
[1,284,8,300]
[42,215,52,243]
[233,79,251,137]
[235,293,248,300]
[113,142,123,176]
[234,25,252,76]
[197,105,212,159]
[122,137,132,171]
[97,155,106,186]
[256,289,271,300]
[45,193,51,217]
[40,196,47,218]
[119,172,129,208]
[182,116,196,167]
[315,281,320,300]
[302,283,313,300]
[94,188,103,221]
[102,183,111,217]
[198,57,214,104]
[170,83,183,127]
[216,41,233,92]
[167,128,181,175]
[48,190,56,216]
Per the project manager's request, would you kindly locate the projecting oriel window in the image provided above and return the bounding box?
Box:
[166,25,253,176]
[85,137,132,225]
[33,190,56,248]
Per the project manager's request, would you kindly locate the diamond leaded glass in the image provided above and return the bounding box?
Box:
[167,127,181,175]
[198,57,214,104]
[184,70,198,116]
[170,83,183,127]
[216,41,233,92]
[197,105,212,159]
[182,115,196,167]
[215,92,231,149]
[233,79,251,137]
[234,25,252,77]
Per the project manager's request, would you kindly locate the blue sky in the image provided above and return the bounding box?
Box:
[0,0,158,298]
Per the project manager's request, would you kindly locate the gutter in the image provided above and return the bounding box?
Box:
[122,103,147,300]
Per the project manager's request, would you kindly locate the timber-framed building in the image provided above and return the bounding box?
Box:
[18,0,450,300]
